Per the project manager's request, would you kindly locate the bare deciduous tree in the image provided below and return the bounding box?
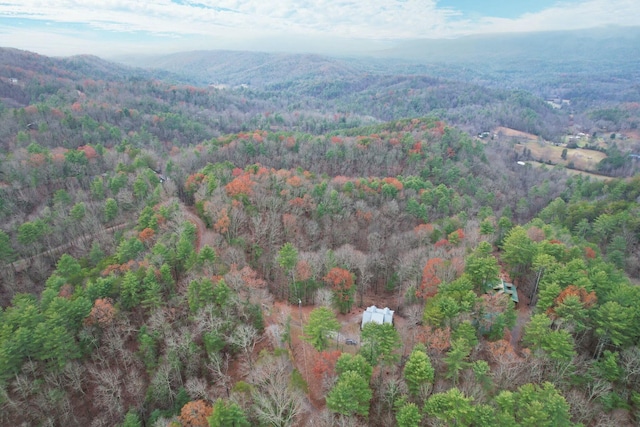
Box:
[229,324,261,369]
[185,377,209,400]
[206,352,232,400]
[250,354,306,427]
[90,366,125,419]
[314,288,333,307]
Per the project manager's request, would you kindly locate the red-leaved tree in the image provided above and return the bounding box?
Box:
[416,258,444,300]
[313,350,342,380]
[324,267,355,314]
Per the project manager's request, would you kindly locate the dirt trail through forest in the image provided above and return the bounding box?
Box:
[177,203,220,252]
[510,289,533,352]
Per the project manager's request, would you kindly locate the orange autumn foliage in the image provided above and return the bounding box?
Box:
[584,247,596,259]
[420,326,451,352]
[286,175,302,187]
[548,284,597,318]
[119,260,135,273]
[58,284,74,299]
[313,350,342,379]
[225,173,253,197]
[138,227,155,242]
[78,145,98,159]
[275,168,292,179]
[179,400,212,427]
[24,105,38,115]
[416,258,443,299]
[355,209,373,222]
[52,152,66,163]
[382,177,403,191]
[486,339,521,363]
[226,264,266,290]
[101,264,120,277]
[288,194,315,212]
[560,285,597,307]
[213,210,230,235]
[431,121,445,136]
[324,267,354,309]
[285,136,296,148]
[239,266,266,289]
[414,223,434,237]
[408,141,422,155]
[324,267,353,289]
[446,147,456,158]
[85,298,116,327]
[332,175,351,186]
[447,228,464,245]
[434,238,449,248]
[185,173,206,193]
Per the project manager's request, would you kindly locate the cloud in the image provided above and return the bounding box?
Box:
[0,0,638,55]
[469,0,640,34]
[0,0,457,39]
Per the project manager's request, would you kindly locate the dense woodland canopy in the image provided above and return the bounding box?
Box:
[0,41,640,426]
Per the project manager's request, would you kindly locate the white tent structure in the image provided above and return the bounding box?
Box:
[361,305,394,329]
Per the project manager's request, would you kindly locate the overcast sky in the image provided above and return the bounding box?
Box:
[0,0,638,57]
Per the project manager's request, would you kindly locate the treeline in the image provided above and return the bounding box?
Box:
[0,47,574,149]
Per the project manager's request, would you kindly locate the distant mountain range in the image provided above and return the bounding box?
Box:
[110,27,640,105]
[112,50,366,87]
[1,27,638,142]
[376,26,640,64]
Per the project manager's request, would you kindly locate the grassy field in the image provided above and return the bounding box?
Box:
[517,140,607,172]
[495,126,539,141]
[495,126,607,171]
[529,161,612,181]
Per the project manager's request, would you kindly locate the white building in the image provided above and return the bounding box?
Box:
[361,305,394,329]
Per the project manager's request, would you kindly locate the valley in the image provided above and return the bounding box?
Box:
[0,28,640,426]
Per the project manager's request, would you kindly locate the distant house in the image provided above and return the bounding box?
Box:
[361,305,394,329]
[486,279,519,304]
[546,100,562,109]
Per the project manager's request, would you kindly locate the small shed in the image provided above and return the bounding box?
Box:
[361,305,394,329]
[487,279,519,304]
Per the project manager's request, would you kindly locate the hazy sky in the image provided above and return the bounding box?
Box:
[0,0,638,57]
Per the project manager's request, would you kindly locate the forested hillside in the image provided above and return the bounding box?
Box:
[1,46,640,426]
